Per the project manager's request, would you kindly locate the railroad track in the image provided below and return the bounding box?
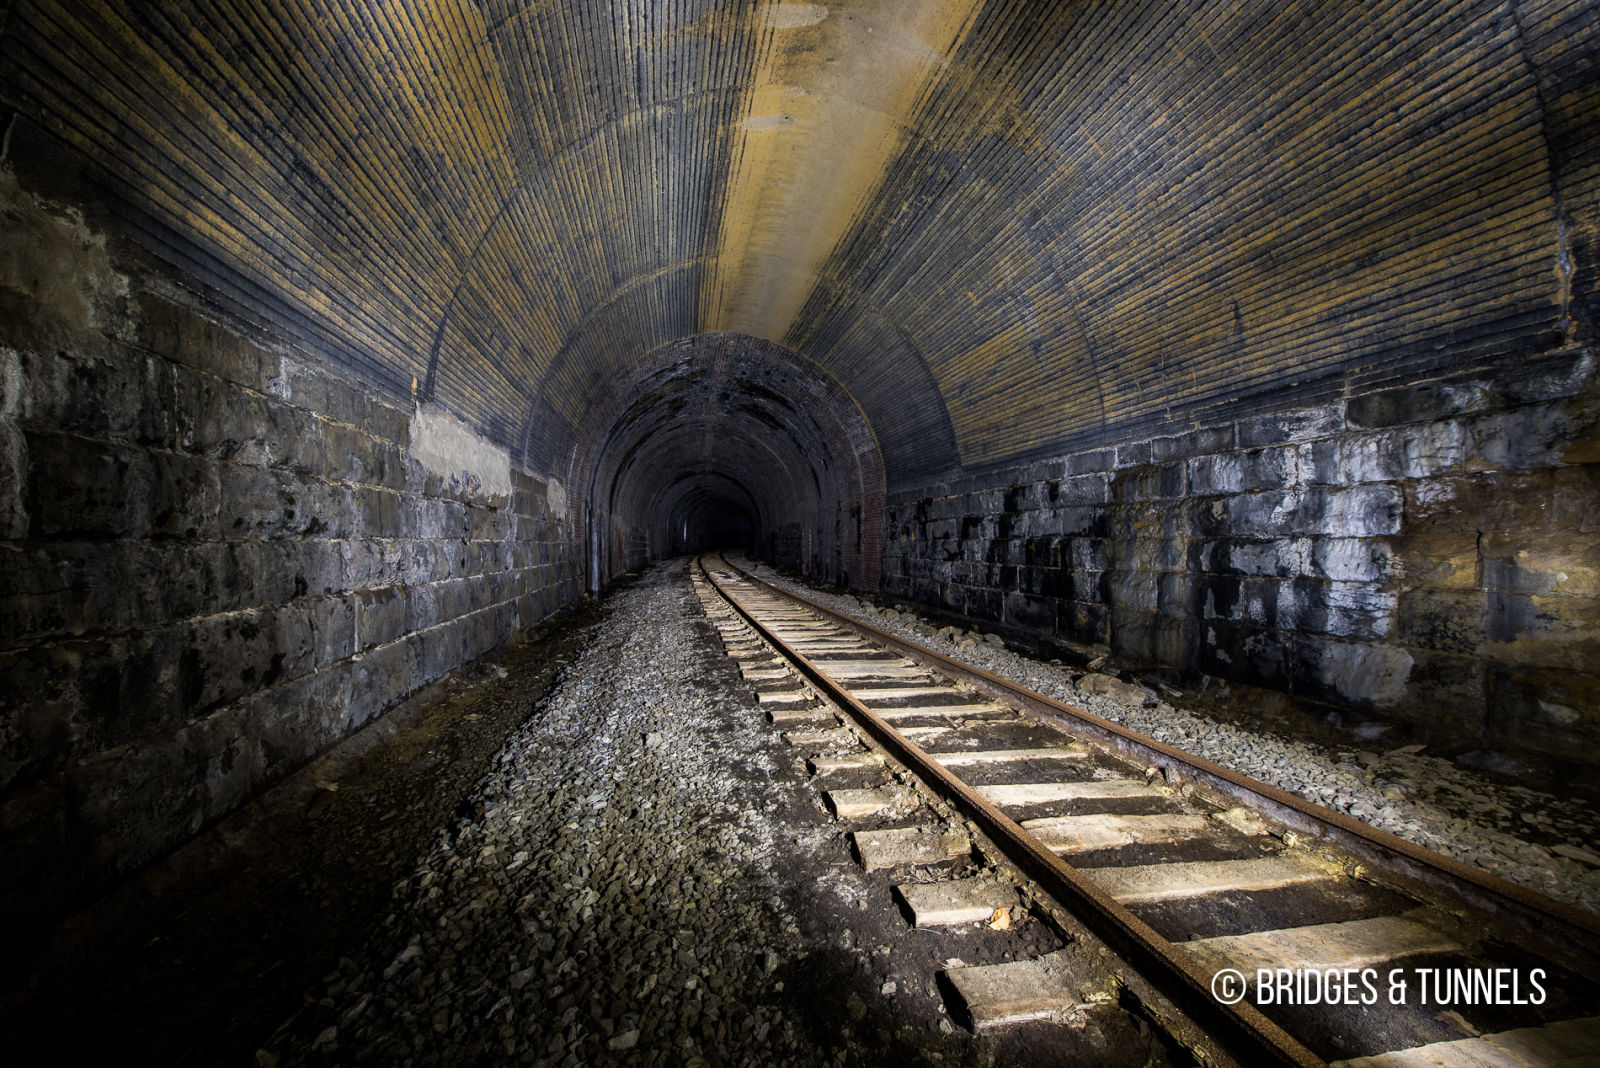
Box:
[692,553,1600,1067]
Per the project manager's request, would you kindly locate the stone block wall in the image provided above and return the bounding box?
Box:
[623,527,651,572]
[0,170,581,930]
[883,350,1600,762]
[773,522,806,576]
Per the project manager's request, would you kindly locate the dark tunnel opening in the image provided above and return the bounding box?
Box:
[571,334,885,592]
[670,498,756,556]
[663,472,764,557]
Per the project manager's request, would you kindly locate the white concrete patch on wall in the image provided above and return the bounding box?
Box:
[546,476,568,519]
[409,402,513,500]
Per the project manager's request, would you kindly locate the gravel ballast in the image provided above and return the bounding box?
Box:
[25,554,1590,1066]
[743,558,1600,918]
[260,560,1170,1066]
[264,563,824,1063]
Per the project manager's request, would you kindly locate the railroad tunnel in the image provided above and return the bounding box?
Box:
[2,0,1599,1063]
[575,334,883,588]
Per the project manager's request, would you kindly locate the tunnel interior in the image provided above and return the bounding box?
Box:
[573,334,884,591]
[670,496,753,557]
[0,0,1597,977]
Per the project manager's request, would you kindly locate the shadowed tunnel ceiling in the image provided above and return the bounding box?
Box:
[1,0,1595,487]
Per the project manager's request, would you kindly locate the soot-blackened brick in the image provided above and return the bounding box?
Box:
[309,595,356,667]
[1486,664,1600,759]
[1197,618,1247,679]
[1005,482,1044,512]
[355,586,406,651]
[1298,438,1343,485]
[1241,628,1293,689]
[1114,441,1151,468]
[147,452,221,540]
[1068,538,1108,573]
[1063,449,1113,476]
[1108,606,1164,664]
[1061,601,1108,644]
[115,627,187,738]
[5,276,584,943]
[1157,572,1198,618]
[469,503,511,541]
[184,606,313,714]
[1323,581,1397,642]
[1274,577,1331,636]
[1037,567,1073,601]
[950,560,987,587]
[220,465,299,540]
[321,419,382,486]
[960,513,993,540]
[355,486,402,537]
[1400,587,1487,654]
[886,371,1595,758]
[1110,568,1158,610]
[1228,490,1309,538]
[1022,536,1058,568]
[27,430,150,539]
[1151,424,1235,462]
[279,360,369,430]
[348,640,414,728]
[1200,574,1242,622]
[1004,591,1056,631]
[1346,382,1490,429]
[964,585,1003,621]
[1477,407,1571,471]
[1055,505,1108,537]
[1059,472,1112,506]
[0,545,83,647]
[158,543,248,623]
[1235,404,1343,447]
[20,347,142,441]
[1181,495,1229,539]
[136,300,266,392]
[1240,577,1283,629]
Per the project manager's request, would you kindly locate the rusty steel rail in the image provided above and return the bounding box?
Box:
[701,554,1600,1065]
[698,555,1323,1068]
[716,558,1600,976]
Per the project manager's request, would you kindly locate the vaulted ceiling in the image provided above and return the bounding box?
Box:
[3,0,1594,488]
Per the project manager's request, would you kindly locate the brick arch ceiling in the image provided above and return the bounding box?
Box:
[1,0,1592,489]
[575,333,884,589]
